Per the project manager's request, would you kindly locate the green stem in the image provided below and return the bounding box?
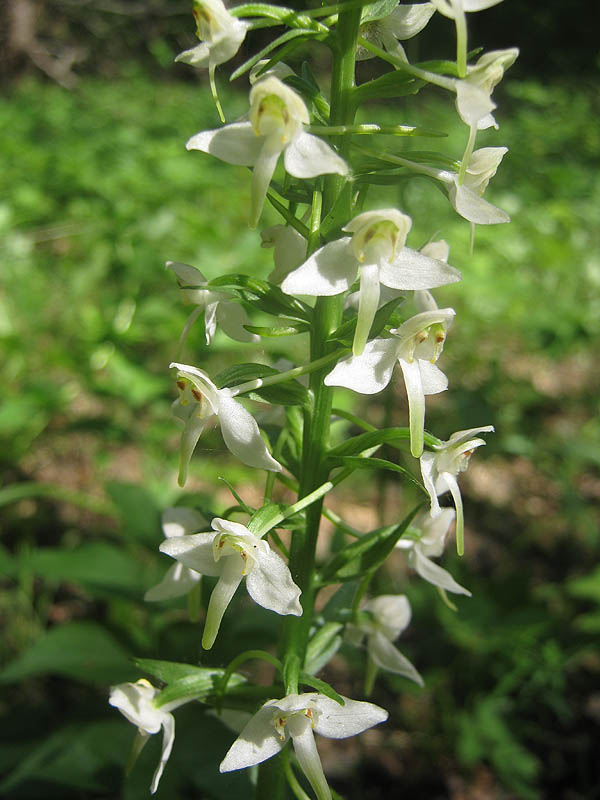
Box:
[454,10,468,78]
[230,348,347,397]
[356,37,457,91]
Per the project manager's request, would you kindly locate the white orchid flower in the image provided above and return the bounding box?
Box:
[358,3,436,62]
[347,594,424,691]
[160,517,302,649]
[448,146,509,224]
[220,692,388,800]
[420,425,494,554]
[171,362,282,487]
[455,48,519,131]
[187,77,348,228]
[281,209,460,356]
[145,508,206,602]
[175,0,248,72]
[430,0,503,19]
[260,224,307,284]
[325,305,455,457]
[109,678,182,794]
[167,261,258,346]
[397,508,471,595]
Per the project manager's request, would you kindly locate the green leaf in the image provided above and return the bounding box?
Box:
[215,362,308,406]
[248,502,284,535]
[360,0,398,23]
[329,297,405,344]
[245,322,309,337]
[354,72,425,104]
[154,670,247,708]
[105,480,161,544]
[299,672,345,705]
[331,455,425,492]
[0,622,134,684]
[328,426,442,458]
[230,29,319,81]
[208,274,310,320]
[415,58,461,77]
[320,507,420,583]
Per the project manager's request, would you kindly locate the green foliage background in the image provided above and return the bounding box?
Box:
[1,44,599,800]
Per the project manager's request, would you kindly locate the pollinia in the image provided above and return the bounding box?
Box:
[109,1,517,797]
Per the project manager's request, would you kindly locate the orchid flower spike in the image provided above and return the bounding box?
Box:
[145,508,206,602]
[220,692,388,800]
[160,517,302,649]
[186,77,348,228]
[325,303,455,457]
[175,0,248,73]
[109,678,183,794]
[358,2,436,62]
[260,224,307,284]
[167,261,258,347]
[281,209,460,356]
[346,594,424,693]
[397,508,471,595]
[420,425,494,554]
[171,362,282,486]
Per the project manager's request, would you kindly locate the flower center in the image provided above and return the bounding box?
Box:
[250,94,292,141]
[193,1,220,41]
[401,322,446,363]
[272,707,316,740]
[212,532,263,575]
[352,220,400,265]
[176,377,213,419]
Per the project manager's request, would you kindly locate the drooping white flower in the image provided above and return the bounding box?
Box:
[187,77,348,228]
[325,305,455,457]
[109,679,177,794]
[448,146,509,224]
[175,0,248,72]
[167,261,258,346]
[220,692,388,800]
[260,224,307,284]
[160,517,302,649]
[396,508,471,595]
[430,0,503,19]
[346,594,424,690]
[145,508,206,602]
[420,425,494,554]
[455,48,519,131]
[171,362,282,487]
[358,2,436,62]
[281,209,460,356]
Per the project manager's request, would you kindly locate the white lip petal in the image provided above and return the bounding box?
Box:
[399,356,426,458]
[354,261,381,356]
[150,712,175,794]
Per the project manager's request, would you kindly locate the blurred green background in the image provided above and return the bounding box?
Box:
[1,2,599,798]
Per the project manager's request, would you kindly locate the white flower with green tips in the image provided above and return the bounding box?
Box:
[455,48,519,131]
[186,77,348,228]
[171,362,282,487]
[175,0,248,72]
[281,209,460,356]
[448,146,510,224]
[347,594,424,692]
[109,678,180,794]
[358,2,436,62]
[220,692,388,800]
[167,261,258,346]
[145,508,206,602]
[160,518,302,649]
[420,426,494,554]
[325,305,455,457]
[397,508,471,595]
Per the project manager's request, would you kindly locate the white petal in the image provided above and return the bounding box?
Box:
[451,183,510,225]
[216,301,259,342]
[161,507,204,538]
[159,532,221,576]
[178,411,208,487]
[205,301,219,344]
[203,555,245,649]
[281,238,356,297]
[354,261,381,356]
[411,548,471,595]
[455,81,496,127]
[420,451,441,516]
[217,394,282,472]
[385,3,436,39]
[175,43,210,68]
[420,240,449,262]
[284,131,348,178]
[289,719,331,800]
[325,338,398,394]
[444,425,495,446]
[150,713,175,794]
[419,360,448,395]
[187,122,263,167]
[379,247,461,290]
[463,0,503,11]
[399,357,426,458]
[144,563,201,602]
[250,142,282,228]
[109,680,161,733]
[311,695,388,739]
[368,632,424,686]
[246,547,302,615]
[365,594,412,640]
[220,703,285,771]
